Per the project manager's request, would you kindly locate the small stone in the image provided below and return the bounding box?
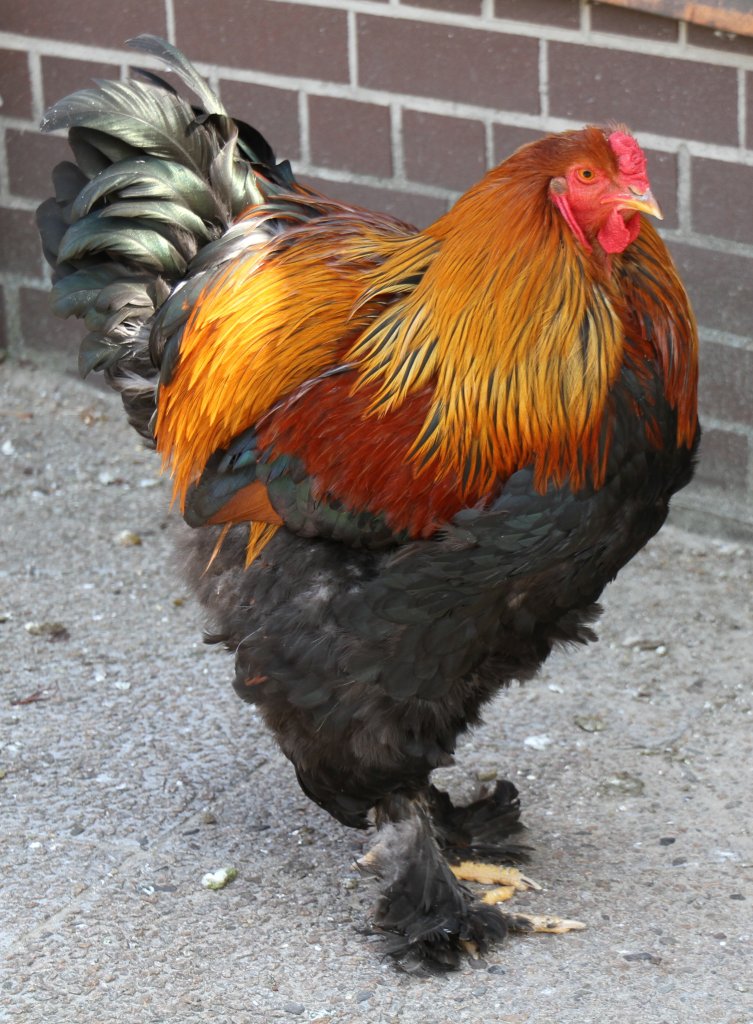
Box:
[623,952,661,964]
[115,530,142,547]
[524,734,552,750]
[730,893,746,900]
[283,1003,305,1015]
[1,440,16,456]
[201,866,237,890]
[98,470,122,485]
[621,636,664,651]
[574,714,606,733]
[356,990,374,1002]
[201,811,217,825]
[598,771,645,797]
[24,620,70,641]
[487,965,506,975]
[476,768,497,782]
[659,837,676,846]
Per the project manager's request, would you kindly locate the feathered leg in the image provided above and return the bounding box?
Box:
[358,791,582,970]
[359,792,507,969]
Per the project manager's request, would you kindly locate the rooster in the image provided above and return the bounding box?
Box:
[38,37,699,969]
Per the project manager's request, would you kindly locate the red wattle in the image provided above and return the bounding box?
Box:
[598,209,641,254]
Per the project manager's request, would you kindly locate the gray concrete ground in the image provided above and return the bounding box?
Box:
[1,362,752,1024]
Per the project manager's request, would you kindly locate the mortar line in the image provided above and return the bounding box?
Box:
[0,126,8,200]
[739,67,747,150]
[539,38,549,119]
[164,0,177,45]
[390,101,404,181]
[662,227,753,259]
[676,145,692,234]
[298,90,311,165]
[27,49,44,124]
[347,8,359,87]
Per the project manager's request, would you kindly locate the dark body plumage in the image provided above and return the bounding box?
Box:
[37,38,699,968]
[188,374,697,830]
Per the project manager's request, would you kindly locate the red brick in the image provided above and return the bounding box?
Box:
[688,23,753,56]
[549,43,738,146]
[6,131,71,202]
[645,150,678,231]
[1,0,166,47]
[219,80,301,162]
[493,124,544,164]
[692,159,753,245]
[301,175,448,228]
[698,342,753,428]
[175,1,349,81]
[358,16,539,111]
[19,287,81,362]
[494,0,579,27]
[403,110,485,192]
[668,242,753,339]
[0,208,44,278]
[403,0,482,12]
[0,50,33,120]
[42,57,121,110]
[309,96,392,178]
[693,428,749,497]
[590,2,678,40]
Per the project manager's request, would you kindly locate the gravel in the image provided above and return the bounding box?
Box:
[2,363,752,1024]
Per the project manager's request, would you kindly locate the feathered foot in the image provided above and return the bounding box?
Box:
[427,779,531,865]
[359,792,583,971]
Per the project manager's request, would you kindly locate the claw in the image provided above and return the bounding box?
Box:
[459,938,481,959]
[451,861,541,891]
[510,912,586,934]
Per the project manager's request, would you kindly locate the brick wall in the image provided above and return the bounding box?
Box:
[1,0,751,538]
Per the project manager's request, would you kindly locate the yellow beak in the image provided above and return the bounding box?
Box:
[613,187,663,221]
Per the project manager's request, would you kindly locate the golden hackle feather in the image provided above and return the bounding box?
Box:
[350,162,624,494]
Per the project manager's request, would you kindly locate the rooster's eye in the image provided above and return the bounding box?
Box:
[577,168,596,183]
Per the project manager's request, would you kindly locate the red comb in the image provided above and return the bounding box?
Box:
[608,131,650,193]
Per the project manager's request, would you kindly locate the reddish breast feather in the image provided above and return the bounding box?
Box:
[257,375,490,538]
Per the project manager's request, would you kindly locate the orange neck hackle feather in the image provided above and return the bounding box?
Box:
[350,167,623,495]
